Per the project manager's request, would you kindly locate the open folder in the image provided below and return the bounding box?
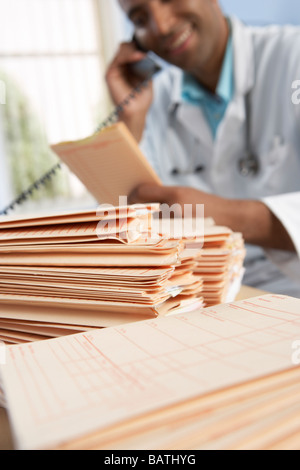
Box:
[1,294,300,450]
[51,122,162,206]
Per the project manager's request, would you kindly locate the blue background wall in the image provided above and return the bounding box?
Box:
[220,0,300,25]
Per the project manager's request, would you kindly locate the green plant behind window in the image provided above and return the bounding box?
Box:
[0,70,69,204]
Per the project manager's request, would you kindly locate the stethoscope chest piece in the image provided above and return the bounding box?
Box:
[239,90,260,178]
[238,152,260,177]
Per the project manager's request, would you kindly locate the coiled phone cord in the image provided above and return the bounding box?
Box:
[0,78,151,216]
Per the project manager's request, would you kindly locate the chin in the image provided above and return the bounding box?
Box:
[168,55,199,72]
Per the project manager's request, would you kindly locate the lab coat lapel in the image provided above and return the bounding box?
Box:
[219,16,255,135]
[231,16,255,97]
[178,105,213,150]
[168,69,214,151]
[168,17,256,156]
[214,17,256,175]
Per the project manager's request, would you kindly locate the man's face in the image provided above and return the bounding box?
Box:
[119,0,224,73]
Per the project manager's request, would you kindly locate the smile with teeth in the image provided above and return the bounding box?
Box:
[168,27,193,52]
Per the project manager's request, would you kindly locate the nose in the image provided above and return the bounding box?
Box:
[149,2,176,36]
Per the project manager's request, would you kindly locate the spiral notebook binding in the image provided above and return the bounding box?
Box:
[0,78,151,216]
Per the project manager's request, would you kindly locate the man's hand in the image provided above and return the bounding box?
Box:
[129,184,296,252]
[105,42,153,142]
[130,184,219,212]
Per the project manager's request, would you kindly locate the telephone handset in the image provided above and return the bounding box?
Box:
[129,35,162,79]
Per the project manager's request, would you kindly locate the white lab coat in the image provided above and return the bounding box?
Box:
[140,17,300,297]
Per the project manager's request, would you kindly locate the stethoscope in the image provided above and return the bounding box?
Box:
[170,92,260,178]
[238,91,260,177]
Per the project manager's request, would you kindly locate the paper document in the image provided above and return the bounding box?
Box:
[0,206,246,343]
[1,294,299,450]
[51,122,162,206]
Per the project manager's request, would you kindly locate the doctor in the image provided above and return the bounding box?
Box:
[106,0,300,297]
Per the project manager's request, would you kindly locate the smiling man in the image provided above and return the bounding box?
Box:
[106,0,300,297]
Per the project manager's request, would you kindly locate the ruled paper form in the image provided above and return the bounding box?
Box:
[1,294,300,450]
[0,219,145,242]
[51,122,161,206]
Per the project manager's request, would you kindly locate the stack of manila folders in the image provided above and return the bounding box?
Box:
[0,204,245,344]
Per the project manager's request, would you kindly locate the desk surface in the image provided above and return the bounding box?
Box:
[0,286,268,450]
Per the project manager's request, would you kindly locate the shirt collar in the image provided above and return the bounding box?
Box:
[168,16,255,110]
[216,30,234,102]
[181,24,234,105]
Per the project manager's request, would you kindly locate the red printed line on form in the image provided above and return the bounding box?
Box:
[243,301,300,317]
[82,335,144,390]
[228,303,295,322]
[116,327,208,387]
[11,347,55,425]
